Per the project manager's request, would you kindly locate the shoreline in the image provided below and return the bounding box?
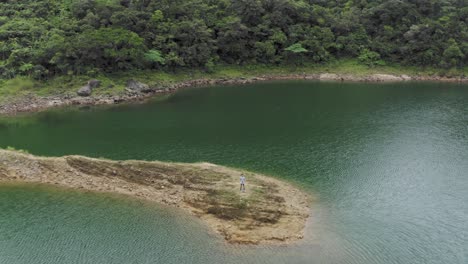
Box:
[1,72,467,116]
[0,149,311,245]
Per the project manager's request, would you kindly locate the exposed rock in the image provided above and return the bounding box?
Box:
[369,74,404,82]
[401,74,412,81]
[47,100,62,107]
[77,80,101,97]
[0,149,311,245]
[304,74,319,80]
[319,73,340,81]
[77,85,92,97]
[126,80,152,93]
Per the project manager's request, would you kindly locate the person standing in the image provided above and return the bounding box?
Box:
[240,174,246,192]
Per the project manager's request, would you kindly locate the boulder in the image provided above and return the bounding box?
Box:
[77,79,101,97]
[77,85,92,97]
[126,80,152,93]
[401,75,412,81]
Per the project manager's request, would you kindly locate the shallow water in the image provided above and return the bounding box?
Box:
[1,81,467,263]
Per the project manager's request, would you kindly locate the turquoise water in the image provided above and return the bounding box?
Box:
[1,81,467,263]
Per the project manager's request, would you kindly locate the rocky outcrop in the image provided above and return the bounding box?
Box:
[77,79,101,97]
[0,149,311,245]
[401,74,412,81]
[319,73,340,81]
[77,85,92,96]
[367,74,407,82]
[316,73,415,82]
[126,80,152,93]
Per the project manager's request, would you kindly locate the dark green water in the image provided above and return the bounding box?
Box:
[1,81,467,264]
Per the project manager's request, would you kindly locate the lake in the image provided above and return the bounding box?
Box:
[1,81,467,263]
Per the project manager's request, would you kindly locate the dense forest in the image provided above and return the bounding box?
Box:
[0,0,466,80]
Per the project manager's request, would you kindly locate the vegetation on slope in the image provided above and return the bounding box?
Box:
[0,0,466,83]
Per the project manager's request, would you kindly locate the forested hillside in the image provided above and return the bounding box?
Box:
[0,0,466,80]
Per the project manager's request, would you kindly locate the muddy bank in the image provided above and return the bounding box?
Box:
[0,149,311,245]
[0,73,466,116]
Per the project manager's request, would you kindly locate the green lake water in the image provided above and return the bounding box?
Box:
[0,81,467,263]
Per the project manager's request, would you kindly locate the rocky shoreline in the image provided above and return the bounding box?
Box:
[1,73,467,116]
[0,149,311,245]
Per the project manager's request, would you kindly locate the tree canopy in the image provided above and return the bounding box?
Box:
[0,0,466,80]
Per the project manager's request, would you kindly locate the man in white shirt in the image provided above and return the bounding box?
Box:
[240,174,246,192]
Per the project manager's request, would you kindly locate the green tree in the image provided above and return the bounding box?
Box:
[0,0,466,80]
[18,62,34,76]
[66,28,146,74]
[285,43,308,65]
[144,49,165,67]
[441,39,464,68]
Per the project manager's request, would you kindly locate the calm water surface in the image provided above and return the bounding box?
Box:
[1,81,467,263]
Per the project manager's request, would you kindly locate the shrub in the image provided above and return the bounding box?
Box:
[358,49,385,67]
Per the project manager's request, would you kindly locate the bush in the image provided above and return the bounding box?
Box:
[358,49,385,67]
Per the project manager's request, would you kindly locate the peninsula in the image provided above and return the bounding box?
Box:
[0,149,310,245]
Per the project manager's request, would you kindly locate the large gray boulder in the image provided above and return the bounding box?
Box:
[77,85,92,97]
[126,80,152,93]
[77,79,101,97]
